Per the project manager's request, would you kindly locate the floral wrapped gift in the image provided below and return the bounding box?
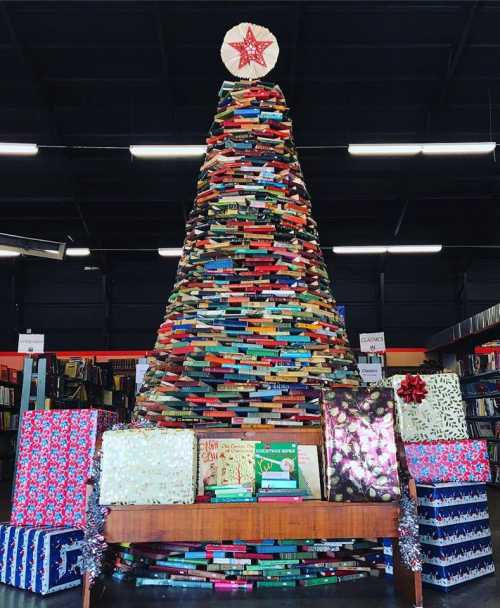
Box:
[322,388,400,502]
[404,439,490,483]
[11,409,117,528]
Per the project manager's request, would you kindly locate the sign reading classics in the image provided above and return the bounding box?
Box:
[359,331,386,353]
[18,333,44,353]
[358,363,383,383]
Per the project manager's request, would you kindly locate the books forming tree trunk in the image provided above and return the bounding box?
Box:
[134,24,358,429]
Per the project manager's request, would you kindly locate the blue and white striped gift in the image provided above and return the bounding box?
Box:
[0,524,83,594]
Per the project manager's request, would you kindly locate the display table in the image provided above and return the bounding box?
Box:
[82,428,423,608]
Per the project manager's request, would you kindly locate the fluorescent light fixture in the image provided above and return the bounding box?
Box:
[66,247,90,257]
[333,245,443,255]
[158,248,183,257]
[421,142,496,155]
[349,142,496,157]
[130,145,206,158]
[0,249,20,257]
[387,245,442,254]
[333,246,388,254]
[0,233,65,259]
[0,142,38,156]
[348,143,421,156]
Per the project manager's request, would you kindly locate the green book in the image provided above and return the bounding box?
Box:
[255,442,298,488]
[300,576,338,587]
[261,568,301,577]
[257,580,296,588]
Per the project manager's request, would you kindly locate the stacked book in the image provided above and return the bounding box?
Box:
[197,438,322,502]
[204,484,255,504]
[110,539,385,589]
[135,79,358,428]
[255,441,304,502]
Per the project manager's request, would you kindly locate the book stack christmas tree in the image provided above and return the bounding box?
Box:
[134,23,358,428]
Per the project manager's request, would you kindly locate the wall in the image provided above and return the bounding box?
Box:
[0,253,498,351]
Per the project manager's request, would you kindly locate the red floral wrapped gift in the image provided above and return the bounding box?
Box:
[404,439,490,483]
[11,409,117,527]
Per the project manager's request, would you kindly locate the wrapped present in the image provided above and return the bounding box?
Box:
[0,524,83,594]
[404,440,490,483]
[419,519,493,546]
[415,482,495,589]
[11,409,117,527]
[422,555,495,590]
[421,537,493,567]
[391,373,468,442]
[322,388,400,502]
[100,429,197,505]
[416,482,487,507]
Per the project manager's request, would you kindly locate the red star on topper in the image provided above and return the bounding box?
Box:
[228,25,273,69]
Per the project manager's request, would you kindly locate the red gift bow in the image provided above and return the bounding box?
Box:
[397,374,428,404]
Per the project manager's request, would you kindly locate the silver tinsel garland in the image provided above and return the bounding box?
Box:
[398,487,422,572]
[82,453,107,586]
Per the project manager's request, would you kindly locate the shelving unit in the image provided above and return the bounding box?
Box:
[428,314,500,486]
[0,367,22,481]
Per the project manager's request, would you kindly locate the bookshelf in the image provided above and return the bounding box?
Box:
[427,310,500,487]
[0,366,22,481]
[459,349,500,486]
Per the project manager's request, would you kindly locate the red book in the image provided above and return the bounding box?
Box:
[205,544,246,552]
[258,496,304,503]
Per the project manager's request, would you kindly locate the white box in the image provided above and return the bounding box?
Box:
[100,428,197,505]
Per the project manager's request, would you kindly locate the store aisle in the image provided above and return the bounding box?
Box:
[0,489,498,608]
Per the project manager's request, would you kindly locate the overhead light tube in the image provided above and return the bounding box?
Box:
[333,246,388,254]
[421,142,496,155]
[158,248,183,257]
[66,247,91,257]
[0,249,21,257]
[130,145,206,158]
[348,144,421,156]
[387,245,442,254]
[0,143,38,156]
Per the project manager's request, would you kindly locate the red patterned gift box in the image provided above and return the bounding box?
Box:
[404,439,490,483]
[11,409,117,527]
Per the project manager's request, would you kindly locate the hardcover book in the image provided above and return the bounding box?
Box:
[255,442,298,488]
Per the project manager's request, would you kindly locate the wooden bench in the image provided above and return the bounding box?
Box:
[83,428,423,607]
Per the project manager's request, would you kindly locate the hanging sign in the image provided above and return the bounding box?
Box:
[358,363,383,383]
[359,331,386,353]
[18,333,45,354]
[135,359,149,386]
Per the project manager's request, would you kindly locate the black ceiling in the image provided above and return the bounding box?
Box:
[2,0,500,256]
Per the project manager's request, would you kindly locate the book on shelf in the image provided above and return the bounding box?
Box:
[0,386,16,408]
[468,420,500,438]
[0,411,18,431]
[466,397,500,417]
[458,352,500,377]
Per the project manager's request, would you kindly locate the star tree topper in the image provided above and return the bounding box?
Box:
[221,23,279,80]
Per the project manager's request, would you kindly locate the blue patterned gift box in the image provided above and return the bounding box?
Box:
[421,538,493,567]
[415,482,495,590]
[0,524,83,594]
[416,482,487,507]
[422,556,495,589]
[418,502,490,527]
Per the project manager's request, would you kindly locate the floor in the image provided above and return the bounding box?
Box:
[0,488,498,608]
